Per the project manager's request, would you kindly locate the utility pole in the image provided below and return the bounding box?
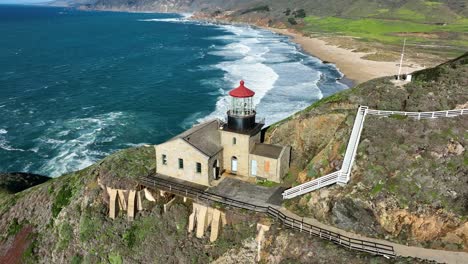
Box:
[397,38,406,80]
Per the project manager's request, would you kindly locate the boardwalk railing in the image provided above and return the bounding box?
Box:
[367,108,467,119]
[139,174,396,258]
[338,106,368,184]
[282,171,342,199]
[282,106,468,199]
[282,106,368,199]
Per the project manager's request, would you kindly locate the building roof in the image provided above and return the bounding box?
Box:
[229,80,255,98]
[250,143,284,159]
[169,119,223,157]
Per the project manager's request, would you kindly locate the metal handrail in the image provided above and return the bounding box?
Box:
[139,175,396,258]
[367,108,467,119]
[281,106,467,199]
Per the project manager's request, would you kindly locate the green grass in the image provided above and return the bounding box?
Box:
[303,16,468,46]
[51,184,73,218]
[108,253,123,264]
[256,179,280,187]
[389,114,408,120]
[7,218,24,236]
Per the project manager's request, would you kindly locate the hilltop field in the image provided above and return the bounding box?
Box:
[50,0,468,82]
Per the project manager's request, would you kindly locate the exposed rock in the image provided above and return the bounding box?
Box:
[446,140,465,156]
[331,197,383,236]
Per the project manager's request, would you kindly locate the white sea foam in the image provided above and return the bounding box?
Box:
[0,129,7,134]
[196,25,343,126]
[37,111,127,177]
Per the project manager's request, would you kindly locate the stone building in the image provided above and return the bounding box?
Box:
[155,81,290,186]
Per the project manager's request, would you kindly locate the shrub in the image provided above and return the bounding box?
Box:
[57,222,73,250]
[51,185,73,218]
[293,9,306,18]
[7,218,23,236]
[108,253,123,264]
[288,17,298,25]
[71,255,83,264]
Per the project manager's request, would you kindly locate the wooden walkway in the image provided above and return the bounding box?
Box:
[282,106,468,199]
[139,174,468,263]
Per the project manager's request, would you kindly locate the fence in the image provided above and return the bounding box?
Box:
[282,106,368,199]
[139,174,396,258]
[366,108,467,119]
[282,106,468,199]
[282,170,342,199]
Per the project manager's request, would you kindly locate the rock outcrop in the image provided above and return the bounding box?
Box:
[269,53,468,251]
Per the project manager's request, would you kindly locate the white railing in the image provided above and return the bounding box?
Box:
[282,106,468,199]
[282,171,342,199]
[367,109,467,119]
[283,106,368,199]
[338,106,368,183]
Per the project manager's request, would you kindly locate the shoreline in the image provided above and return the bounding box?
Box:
[43,6,423,85]
[266,28,425,84]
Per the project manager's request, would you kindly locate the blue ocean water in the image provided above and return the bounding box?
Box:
[0,5,348,177]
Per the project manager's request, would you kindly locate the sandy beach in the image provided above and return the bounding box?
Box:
[268,28,425,84]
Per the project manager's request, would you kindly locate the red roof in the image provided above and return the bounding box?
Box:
[229,80,255,98]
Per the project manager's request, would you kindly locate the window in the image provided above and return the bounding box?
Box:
[162,154,167,165]
[196,162,202,173]
[178,158,184,169]
[232,137,237,145]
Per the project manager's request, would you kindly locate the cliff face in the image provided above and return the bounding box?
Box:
[58,0,467,26]
[0,147,415,263]
[265,53,468,251]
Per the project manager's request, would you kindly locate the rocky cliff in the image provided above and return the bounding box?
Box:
[0,54,466,262]
[0,146,420,263]
[265,52,468,251]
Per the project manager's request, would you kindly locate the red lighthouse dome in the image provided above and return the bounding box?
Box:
[229,80,255,98]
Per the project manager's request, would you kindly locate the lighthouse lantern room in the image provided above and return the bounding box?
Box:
[227,80,258,132]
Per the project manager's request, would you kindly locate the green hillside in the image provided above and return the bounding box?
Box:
[266,52,468,250]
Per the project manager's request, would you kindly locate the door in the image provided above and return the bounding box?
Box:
[213,160,219,180]
[231,157,237,173]
[251,160,257,176]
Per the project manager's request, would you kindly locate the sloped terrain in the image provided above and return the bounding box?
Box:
[0,146,422,263]
[265,52,468,251]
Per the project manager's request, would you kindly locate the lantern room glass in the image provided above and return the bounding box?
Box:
[231,97,254,116]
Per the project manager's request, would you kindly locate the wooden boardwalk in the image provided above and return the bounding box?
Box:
[139,174,468,263]
[282,106,468,199]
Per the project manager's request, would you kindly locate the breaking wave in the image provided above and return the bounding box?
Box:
[198,25,345,125]
[35,112,127,177]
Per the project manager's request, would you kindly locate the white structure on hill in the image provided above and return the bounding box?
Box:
[155,81,291,186]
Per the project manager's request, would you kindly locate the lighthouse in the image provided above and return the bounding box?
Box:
[226,80,257,132]
[154,79,290,186]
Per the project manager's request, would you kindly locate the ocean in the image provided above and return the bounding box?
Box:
[0,5,348,177]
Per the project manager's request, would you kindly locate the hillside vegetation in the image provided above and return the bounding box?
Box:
[265,52,468,251]
[0,146,421,263]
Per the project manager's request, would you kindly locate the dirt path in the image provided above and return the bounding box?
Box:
[0,226,33,264]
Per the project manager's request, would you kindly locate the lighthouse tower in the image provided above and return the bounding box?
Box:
[227,80,257,132]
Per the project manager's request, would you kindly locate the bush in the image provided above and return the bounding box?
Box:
[51,185,73,218]
[7,218,23,236]
[293,9,306,18]
[71,255,83,264]
[108,253,123,264]
[288,17,298,25]
[58,223,73,250]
